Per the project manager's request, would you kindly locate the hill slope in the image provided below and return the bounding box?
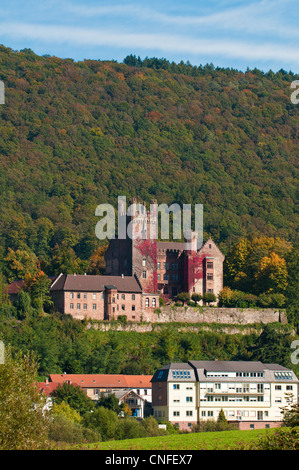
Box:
[0,46,298,268]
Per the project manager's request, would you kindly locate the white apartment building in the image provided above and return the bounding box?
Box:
[151,361,299,431]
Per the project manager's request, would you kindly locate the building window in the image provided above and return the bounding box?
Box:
[207,411,214,417]
[173,384,180,390]
[142,259,146,266]
[132,294,135,300]
[83,304,87,310]
[77,303,80,309]
[70,292,74,299]
[207,289,214,293]
[92,304,96,310]
[186,397,193,402]
[92,293,97,300]
[157,262,161,269]
[186,411,193,416]
[70,303,74,309]
[77,293,80,299]
[207,273,213,280]
[145,298,149,307]
[152,298,156,307]
[121,305,125,311]
[132,305,135,311]
[173,411,180,417]
[83,293,87,299]
[122,294,125,300]
[142,271,147,279]
[157,274,160,280]
[207,262,213,269]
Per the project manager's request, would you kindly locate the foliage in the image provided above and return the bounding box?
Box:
[176,292,190,304]
[202,292,216,305]
[241,426,299,450]
[50,382,95,415]
[48,414,100,444]
[51,400,82,424]
[0,47,297,284]
[0,346,51,450]
[97,392,124,415]
[224,236,292,295]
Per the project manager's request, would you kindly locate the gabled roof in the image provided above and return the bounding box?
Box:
[49,374,152,389]
[50,274,142,293]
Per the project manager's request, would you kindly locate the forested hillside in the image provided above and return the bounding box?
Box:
[0,45,298,274]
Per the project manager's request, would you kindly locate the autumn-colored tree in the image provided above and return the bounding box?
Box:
[254,252,288,294]
[86,244,108,275]
[24,270,53,311]
[4,247,38,283]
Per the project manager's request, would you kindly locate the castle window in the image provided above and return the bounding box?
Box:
[142,271,147,279]
[152,298,156,307]
[145,298,149,307]
[132,294,135,300]
[92,304,96,310]
[77,293,80,299]
[83,293,87,299]
[121,305,125,311]
[77,303,80,309]
[157,262,161,269]
[157,274,160,280]
[70,303,74,309]
[132,305,135,311]
[208,289,214,293]
[83,304,87,310]
[142,259,146,266]
[207,261,213,269]
[70,293,74,299]
[122,294,125,300]
[92,293,97,299]
[207,273,213,280]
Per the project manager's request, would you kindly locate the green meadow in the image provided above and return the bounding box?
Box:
[77,428,275,451]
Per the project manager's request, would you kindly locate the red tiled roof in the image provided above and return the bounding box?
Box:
[37,381,60,396]
[49,374,152,389]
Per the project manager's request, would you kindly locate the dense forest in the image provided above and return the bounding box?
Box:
[0,46,298,377]
[0,46,298,271]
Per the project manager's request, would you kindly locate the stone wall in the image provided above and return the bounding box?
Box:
[141,306,287,325]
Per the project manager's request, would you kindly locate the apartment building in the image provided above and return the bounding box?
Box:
[151,360,299,430]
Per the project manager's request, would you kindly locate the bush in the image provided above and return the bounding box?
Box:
[48,415,100,444]
[240,427,299,450]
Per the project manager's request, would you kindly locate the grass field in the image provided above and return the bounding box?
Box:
[78,428,275,451]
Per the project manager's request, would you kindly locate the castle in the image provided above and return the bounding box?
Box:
[105,198,225,301]
[48,199,225,322]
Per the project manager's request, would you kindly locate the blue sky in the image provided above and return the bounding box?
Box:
[0,0,298,72]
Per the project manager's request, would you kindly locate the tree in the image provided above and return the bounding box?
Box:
[97,392,124,415]
[191,293,202,304]
[24,270,53,311]
[281,396,299,427]
[202,292,216,306]
[82,406,118,441]
[176,292,190,305]
[0,346,51,450]
[217,408,228,424]
[50,382,95,416]
[51,400,82,424]
[4,247,38,283]
[254,252,288,294]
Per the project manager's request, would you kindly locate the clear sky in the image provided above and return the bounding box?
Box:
[0,0,298,72]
